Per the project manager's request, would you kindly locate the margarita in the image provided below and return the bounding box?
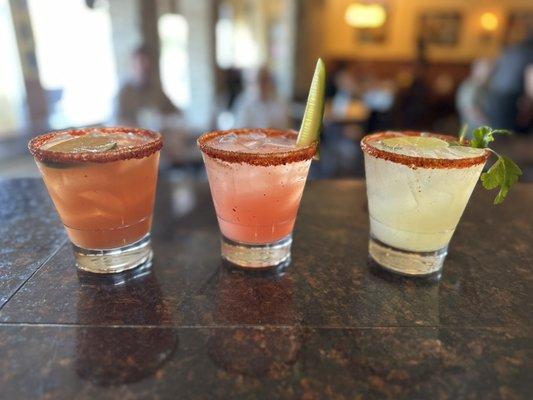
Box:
[361,131,489,276]
[198,129,317,268]
[29,127,162,274]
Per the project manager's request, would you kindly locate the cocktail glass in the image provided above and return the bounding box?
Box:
[361,131,489,277]
[198,128,317,269]
[29,127,162,274]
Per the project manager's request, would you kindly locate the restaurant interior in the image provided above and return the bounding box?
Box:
[1,1,532,398]
[1,0,532,180]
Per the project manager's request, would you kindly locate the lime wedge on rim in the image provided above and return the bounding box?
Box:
[47,136,118,153]
[297,58,326,156]
[381,136,449,150]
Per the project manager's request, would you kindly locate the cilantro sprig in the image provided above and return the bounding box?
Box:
[470,126,512,149]
[466,126,522,205]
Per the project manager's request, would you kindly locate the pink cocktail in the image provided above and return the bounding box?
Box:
[198,129,317,269]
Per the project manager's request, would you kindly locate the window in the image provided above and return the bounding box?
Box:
[158,13,190,108]
[28,0,117,128]
[216,18,234,69]
[215,1,260,69]
[0,0,27,137]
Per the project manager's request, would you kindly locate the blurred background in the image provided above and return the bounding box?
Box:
[1,0,532,180]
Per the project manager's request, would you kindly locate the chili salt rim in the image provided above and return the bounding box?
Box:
[197,128,317,166]
[28,126,163,163]
[361,131,490,169]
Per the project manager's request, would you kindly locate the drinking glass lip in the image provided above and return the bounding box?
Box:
[28,126,163,164]
[360,131,490,169]
[197,128,317,166]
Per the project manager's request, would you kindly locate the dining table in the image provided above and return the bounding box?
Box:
[0,177,531,399]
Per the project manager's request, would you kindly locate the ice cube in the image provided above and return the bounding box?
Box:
[218,133,239,144]
[241,140,262,150]
[77,190,125,213]
[246,131,267,140]
[237,132,267,150]
[265,135,294,148]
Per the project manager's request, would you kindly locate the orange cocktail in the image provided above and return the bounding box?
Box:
[198,128,317,269]
[29,127,162,274]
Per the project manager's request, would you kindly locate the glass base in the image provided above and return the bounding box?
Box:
[73,234,153,274]
[368,236,447,277]
[221,234,292,269]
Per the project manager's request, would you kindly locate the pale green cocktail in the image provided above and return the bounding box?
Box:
[361,132,489,276]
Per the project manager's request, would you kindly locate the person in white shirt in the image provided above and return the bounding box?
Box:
[456,58,493,135]
[232,67,289,129]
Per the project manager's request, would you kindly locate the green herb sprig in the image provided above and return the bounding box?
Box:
[466,126,522,205]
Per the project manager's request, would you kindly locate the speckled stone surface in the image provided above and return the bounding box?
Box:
[0,178,531,399]
[0,179,66,307]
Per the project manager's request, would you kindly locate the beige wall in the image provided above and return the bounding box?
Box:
[323,0,533,62]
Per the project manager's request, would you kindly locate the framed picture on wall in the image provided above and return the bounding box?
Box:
[358,9,391,44]
[504,11,533,46]
[358,24,390,44]
[347,3,391,44]
[419,11,463,46]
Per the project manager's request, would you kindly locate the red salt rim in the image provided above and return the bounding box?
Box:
[197,128,317,166]
[361,131,490,169]
[28,126,163,164]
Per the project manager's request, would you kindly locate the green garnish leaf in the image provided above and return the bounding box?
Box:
[470,126,511,148]
[458,125,520,204]
[481,155,522,205]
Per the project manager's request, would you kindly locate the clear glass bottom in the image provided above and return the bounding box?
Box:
[73,233,153,274]
[368,236,447,277]
[221,234,292,269]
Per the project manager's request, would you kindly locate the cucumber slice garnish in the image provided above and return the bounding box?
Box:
[297,58,326,156]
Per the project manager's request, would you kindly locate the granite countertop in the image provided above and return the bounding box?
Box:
[0,177,531,399]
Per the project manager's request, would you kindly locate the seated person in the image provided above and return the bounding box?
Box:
[114,44,181,128]
[233,67,289,129]
[114,44,188,163]
[456,59,492,134]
